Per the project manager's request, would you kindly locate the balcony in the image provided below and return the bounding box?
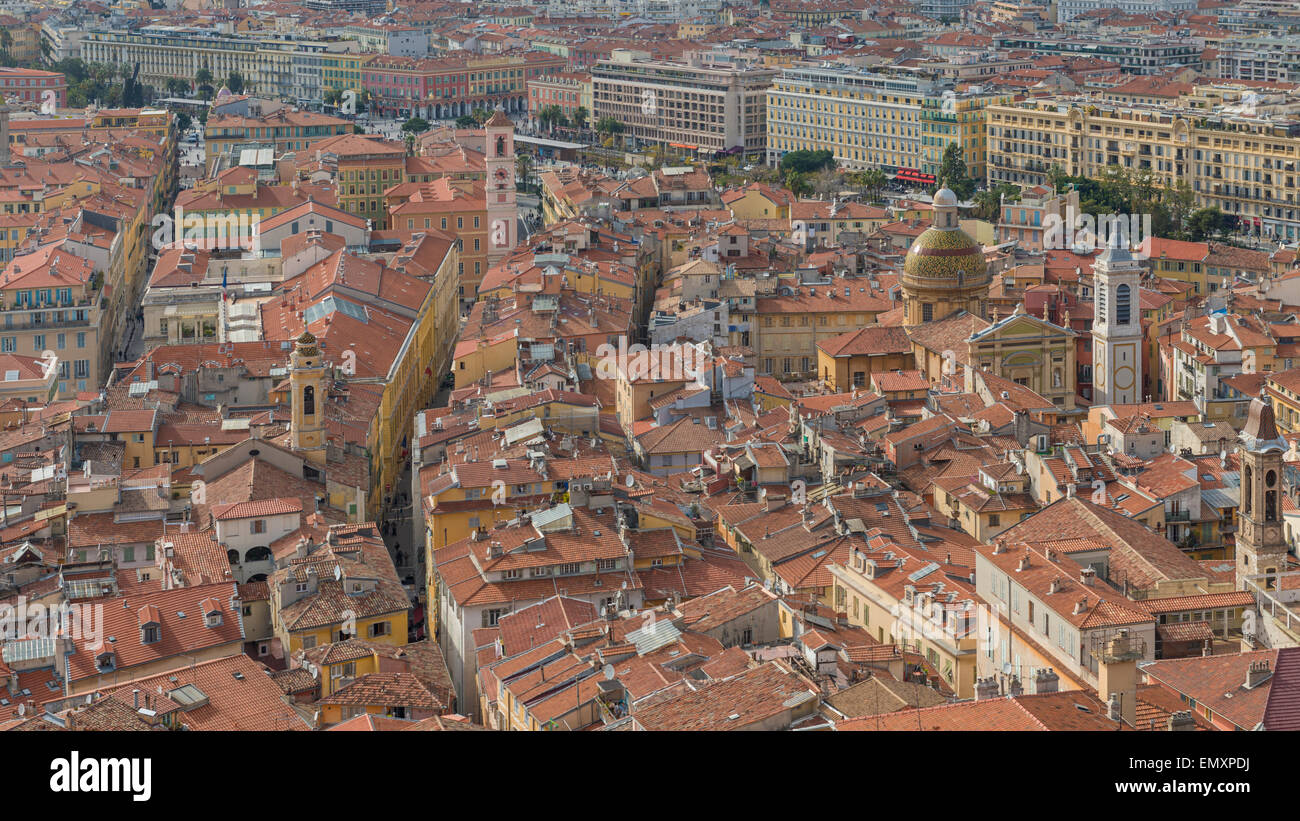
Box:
[1166,509,1191,522]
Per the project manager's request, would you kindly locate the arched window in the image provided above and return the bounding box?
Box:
[1244,466,1253,515]
[245,546,272,563]
[227,549,240,565]
[303,385,315,416]
[1115,284,1131,325]
[1266,470,1279,522]
[496,135,506,156]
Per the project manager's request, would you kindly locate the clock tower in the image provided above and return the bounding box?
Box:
[483,109,518,275]
[1236,392,1289,591]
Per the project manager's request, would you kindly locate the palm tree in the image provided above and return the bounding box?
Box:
[571,106,589,131]
[516,152,532,188]
[859,168,887,202]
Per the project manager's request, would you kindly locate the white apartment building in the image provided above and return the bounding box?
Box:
[592,50,775,158]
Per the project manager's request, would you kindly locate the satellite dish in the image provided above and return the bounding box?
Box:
[625,474,635,487]
[621,580,627,589]
[602,663,615,681]
[333,565,342,582]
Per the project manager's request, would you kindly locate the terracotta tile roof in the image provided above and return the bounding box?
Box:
[65,582,244,685]
[838,690,1124,730]
[103,654,309,731]
[630,660,818,731]
[1141,591,1255,614]
[674,584,778,633]
[210,498,304,520]
[318,672,448,711]
[997,497,1206,591]
[1141,649,1279,729]
[817,326,911,357]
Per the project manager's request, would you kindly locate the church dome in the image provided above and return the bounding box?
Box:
[902,223,987,284]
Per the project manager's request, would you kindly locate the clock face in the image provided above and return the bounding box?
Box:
[495,168,507,178]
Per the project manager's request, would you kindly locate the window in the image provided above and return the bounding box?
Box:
[922,303,933,322]
[333,661,356,679]
[558,562,580,575]
[141,625,158,643]
[367,621,391,638]
[301,635,316,649]
[1115,283,1131,325]
[253,520,267,534]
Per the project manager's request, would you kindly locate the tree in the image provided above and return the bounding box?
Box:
[196,66,215,101]
[537,104,565,132]
[595,116,624,136]
[809,167,842,198]
[226,72,245,95]
[784,169,811,198]
[401,116,431,135]
[849,168,888,202]
[516,152,532,188]
[1186,207,1236,242]
[323,88,343,107]
[471,108,492,125]
[175,111,192,133]
[571,106,588,131]
[971,184,1019,222]
[934,143,975,200]
[165,77,190,98]
[779,149,834,175]
[455,115,478,128]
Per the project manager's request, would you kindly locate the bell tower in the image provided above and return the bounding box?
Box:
[289,331,327,466]
[1237,391,1288,590]
[1091,241,1143,407]
[483,108,517,272]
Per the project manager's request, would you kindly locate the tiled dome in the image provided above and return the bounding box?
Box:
[902,224,988,284]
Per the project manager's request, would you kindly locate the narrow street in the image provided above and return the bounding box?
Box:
[381,381,453,640]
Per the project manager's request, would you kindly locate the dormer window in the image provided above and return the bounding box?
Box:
[95,650,115,672]
[138,604,161,644]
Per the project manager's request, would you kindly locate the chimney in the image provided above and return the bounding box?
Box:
[1048,577,1062,594]
[975,677,1000,700]
[1006,676,1023,697]
[1017,554,1030,571]
[1096,628,1141,727]
[1073,597,1087,615]
[1167,710,1196,731]
[1245,659,1273,689]
[1079,567,1096,586]
[1032,668,1059,694]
